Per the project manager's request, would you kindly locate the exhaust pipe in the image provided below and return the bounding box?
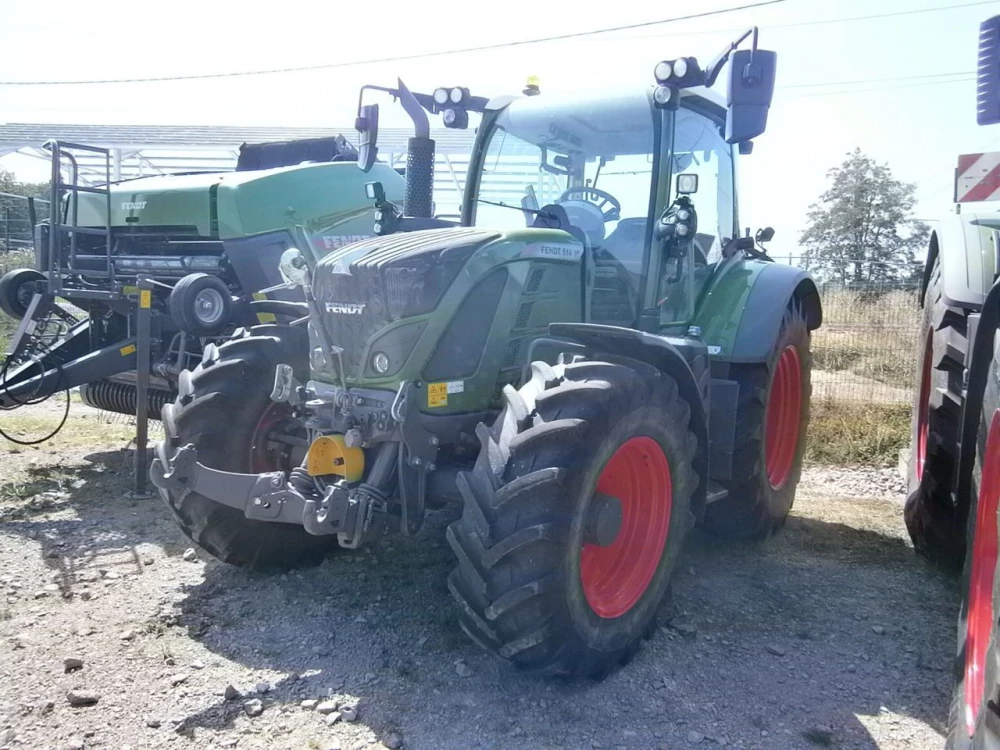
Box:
[397,79,435,219]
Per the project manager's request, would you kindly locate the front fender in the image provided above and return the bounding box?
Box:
[924,213,1000,310]
[695,259,821,365]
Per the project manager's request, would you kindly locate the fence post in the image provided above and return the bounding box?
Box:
[3,207,8,252]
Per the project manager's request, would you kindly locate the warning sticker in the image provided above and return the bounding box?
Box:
[139,289,152,309]
[427,382,448,408]
[120,344,136,356]
[446,380,464,394]
[253,292,277,324]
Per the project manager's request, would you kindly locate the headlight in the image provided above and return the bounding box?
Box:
[654,61,672,82]
[374,222,383,234]
[676,223,690,237]
[672,57,688,78]
[433,88,449,105]
[311,346,328,371]
[442,108,457,126]
[374,209,383,222]
[449,87,465,104]
[677,209,690,220]
[371,351,390,375]
[653,85,673,106]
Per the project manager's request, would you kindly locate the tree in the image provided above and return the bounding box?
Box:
[800,148,928,286]
[0,168,49,251]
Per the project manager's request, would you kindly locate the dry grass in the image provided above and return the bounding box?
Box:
[805,397,911,467]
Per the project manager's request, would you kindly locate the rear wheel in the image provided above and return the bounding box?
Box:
[446,357,699,678]
[906,253,969,567]
[157,324,336,570]
[702,303,812,539]
[946,335,1000,749]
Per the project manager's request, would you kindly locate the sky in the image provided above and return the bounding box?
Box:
[1,0,999,262]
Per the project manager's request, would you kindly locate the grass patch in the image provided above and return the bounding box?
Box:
[805,398,911,467]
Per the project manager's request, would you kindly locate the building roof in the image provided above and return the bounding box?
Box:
[0,122,477,154]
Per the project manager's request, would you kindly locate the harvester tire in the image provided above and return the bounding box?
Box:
[702,303,812,539]
[905,253,969,568]
[157,324,336,570]
[0,268,45,320]
[447,357,698,678]
[945,334,1000,749]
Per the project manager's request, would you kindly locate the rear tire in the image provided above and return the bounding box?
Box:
[945,332,1000,749]
[0,268,45,320]
[702,303,812,539]
[447,357,699,678]
[157,324,336,570]
[906,253,969,567]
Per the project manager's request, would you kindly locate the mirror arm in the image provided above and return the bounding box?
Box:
[704,27,755,88]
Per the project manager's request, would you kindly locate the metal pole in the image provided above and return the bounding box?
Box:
[4,207,9,251]
[131,276,154,499]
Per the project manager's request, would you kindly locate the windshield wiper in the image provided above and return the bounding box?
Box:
[476,198,561,227]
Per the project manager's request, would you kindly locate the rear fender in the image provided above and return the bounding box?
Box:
[546,322,709,509]
[696,260,821,365]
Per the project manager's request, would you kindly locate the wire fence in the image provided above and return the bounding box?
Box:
[777,255,922,407]
[0,192,49,252]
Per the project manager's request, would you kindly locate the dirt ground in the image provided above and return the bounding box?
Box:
[0,401,959,750]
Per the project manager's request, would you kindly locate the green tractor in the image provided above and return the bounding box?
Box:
[151,29,822,678]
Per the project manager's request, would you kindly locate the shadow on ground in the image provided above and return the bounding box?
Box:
[0,446,960,749]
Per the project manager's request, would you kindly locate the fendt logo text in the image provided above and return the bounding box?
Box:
[325,302,366,314]
[121,201,147,211]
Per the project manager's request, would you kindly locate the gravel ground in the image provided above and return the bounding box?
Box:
[0,405,958,750]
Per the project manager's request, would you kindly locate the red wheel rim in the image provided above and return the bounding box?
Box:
[764,345,803,490]
[249,403,287,473]
[916,329,934,478]
[964,409,1000,734]
[580,436,672,619]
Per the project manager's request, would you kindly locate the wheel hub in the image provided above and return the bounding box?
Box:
[580,436,672,619]
[764,345,803,490]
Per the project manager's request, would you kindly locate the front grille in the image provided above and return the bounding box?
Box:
[312,265,389,378]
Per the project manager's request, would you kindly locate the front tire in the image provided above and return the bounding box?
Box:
[946,332,1000,749]
[702,303,812,539]
[0,268,45,320]
[157,324,335,570]
[906,253,969,567]
[446,357,699,678]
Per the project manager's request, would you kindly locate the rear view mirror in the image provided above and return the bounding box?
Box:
[725,49,777,144]
[356,103,380,172]
[755,226,775,244]
[978,15,1000,125]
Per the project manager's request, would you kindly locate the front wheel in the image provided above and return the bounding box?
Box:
[157,324,337,570]
[0,268,45,320]
[446,357,699,678]
[946,335,1000,749]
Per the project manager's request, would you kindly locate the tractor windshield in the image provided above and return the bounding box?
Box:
[473,89,658,234]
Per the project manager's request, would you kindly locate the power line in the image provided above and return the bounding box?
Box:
[596,0,1000,41]
[0,1,784,86]
[782,70,974,90]
[780,75,975,100]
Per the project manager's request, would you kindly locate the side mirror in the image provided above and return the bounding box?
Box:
[356,103,380,173]
[755,226,775,244]
[725,49,777,144]
[677,173,699,195]
[279,247,310,287]
[978,15,1000,125]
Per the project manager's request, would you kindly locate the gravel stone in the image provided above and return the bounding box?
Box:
[383,731,403,749]
[300,699,318,709]
[243,698,264,717]
[66,690,100,706]
[873,625,886,635]
[65,738,85,750]
[63,657,84,672]
[255,680,271,693]
[223,684,240,701]
[145,717,162,728]
[340,704,358,722]
[766,645,786,657]
[182,548,197,562]
[455,660,473,678]
[316,699,340,714]
[169,673,189,686]
[324,711,342,726]
[190,660,205,669]
[687,730,705,744]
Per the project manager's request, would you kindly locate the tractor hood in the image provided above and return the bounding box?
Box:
[70,162,403,241]
[310,226,583,384]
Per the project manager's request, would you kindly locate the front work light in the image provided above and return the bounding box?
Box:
[371,351,391,375]
[433,88,449,105]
